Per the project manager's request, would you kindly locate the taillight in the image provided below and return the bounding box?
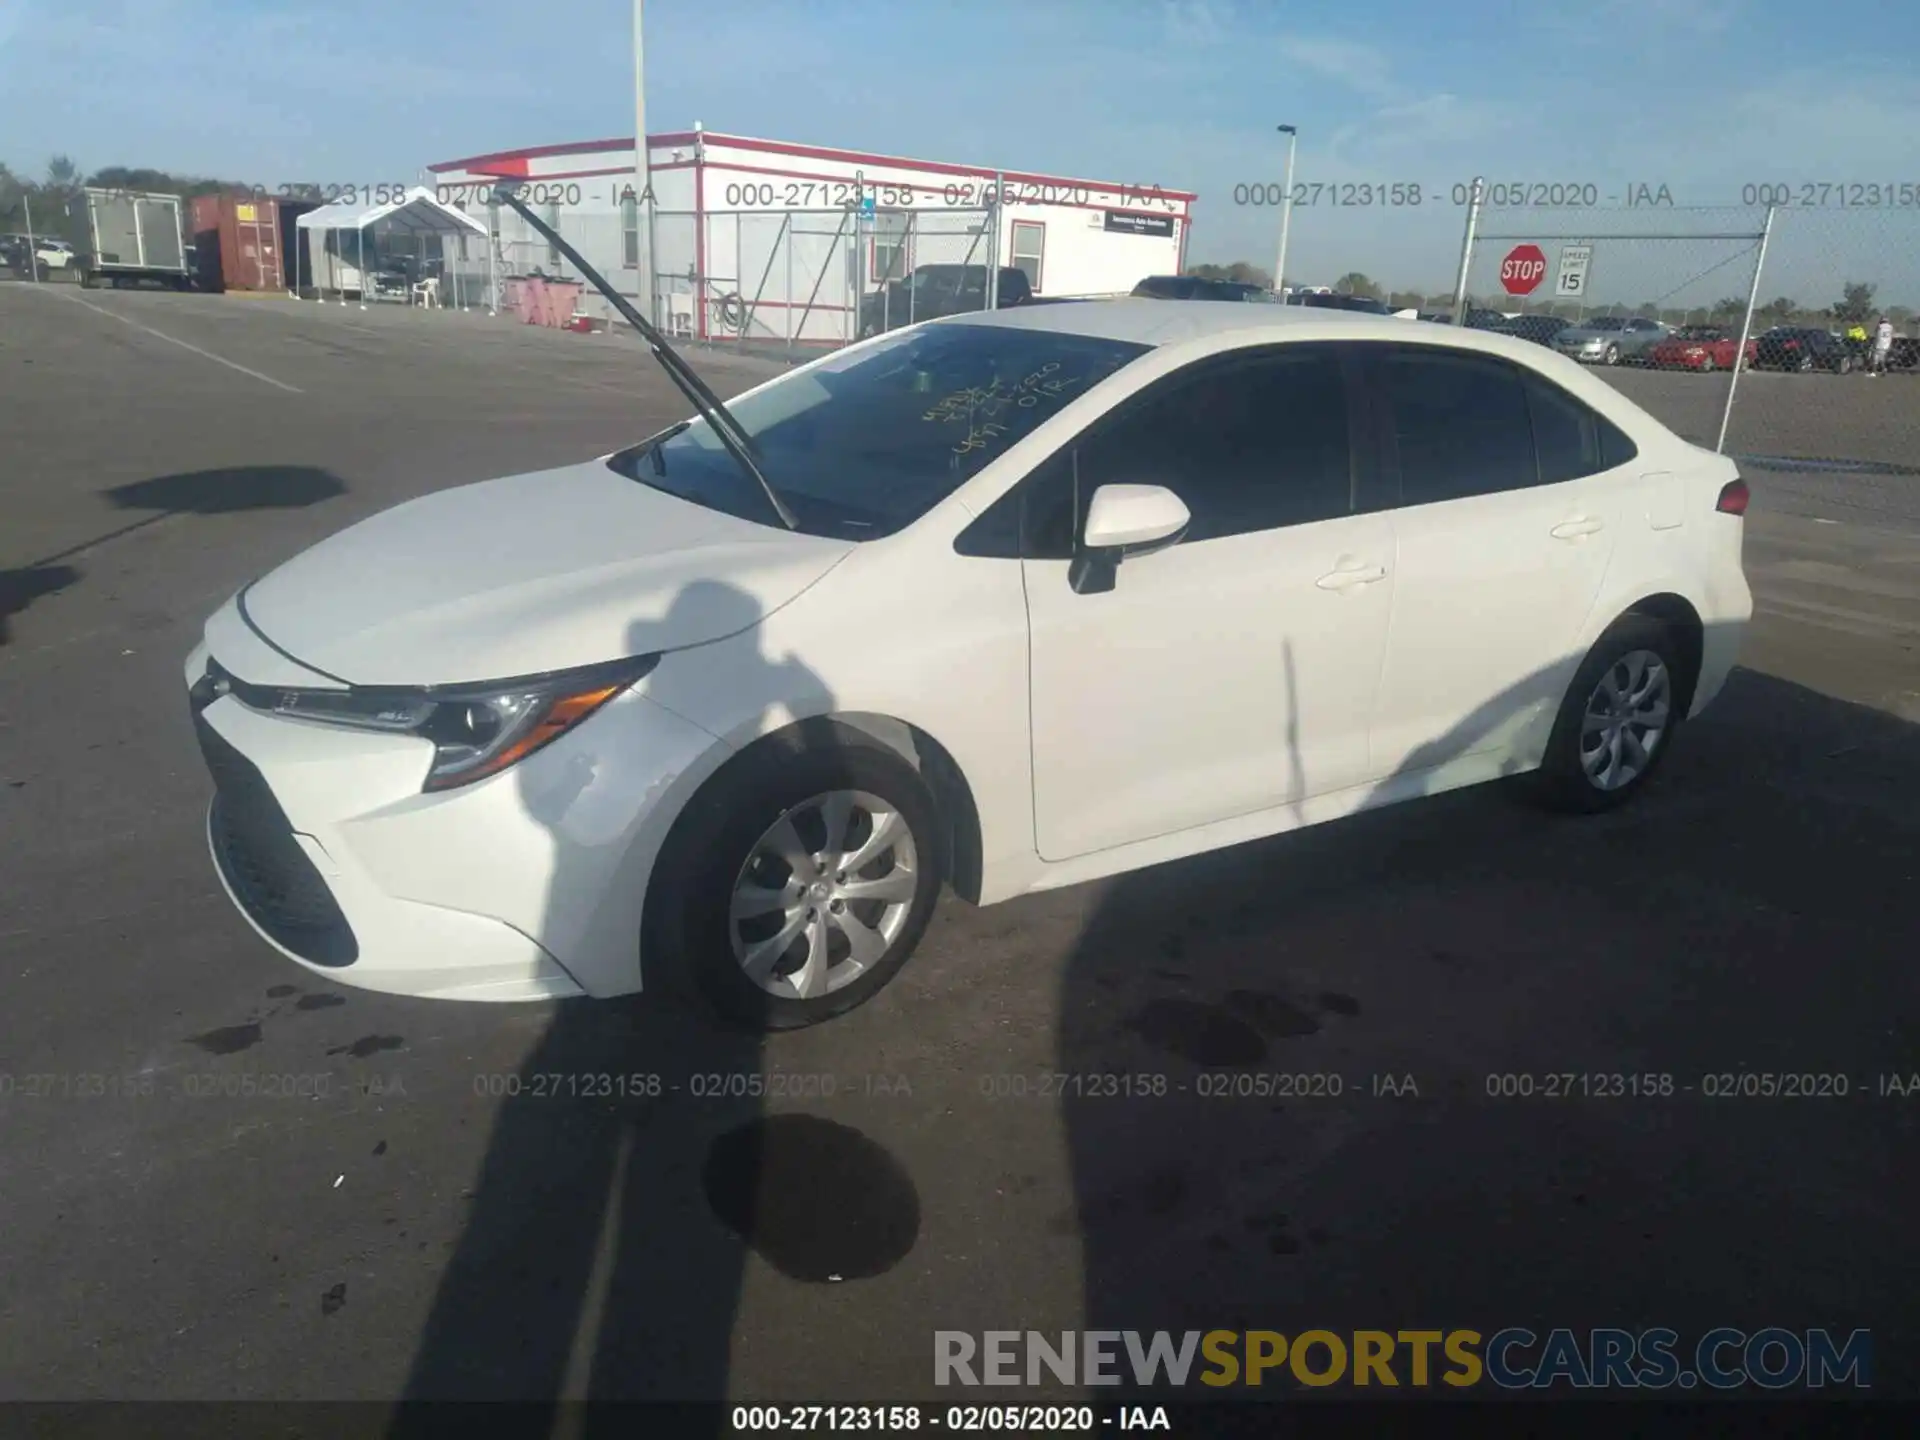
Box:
[1716,478,1750,515]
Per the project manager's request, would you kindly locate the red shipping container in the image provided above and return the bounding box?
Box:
[189,193,285,293]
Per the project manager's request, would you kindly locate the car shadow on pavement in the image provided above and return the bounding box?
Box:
[0,467,347,649]
[392,581,841,1432]
[1053,636,1920,1393]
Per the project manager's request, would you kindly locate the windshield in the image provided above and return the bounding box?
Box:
[1676,327,1722,339]
[607,323,1151,539]
[1585,317,1627,331]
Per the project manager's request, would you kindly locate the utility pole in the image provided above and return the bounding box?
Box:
[1273,124,1297,295]
[632,0,656,326]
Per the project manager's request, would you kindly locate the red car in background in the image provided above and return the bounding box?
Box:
[1648,325,1758,372]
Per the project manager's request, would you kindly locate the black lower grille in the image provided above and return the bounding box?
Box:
[195,713,358,968]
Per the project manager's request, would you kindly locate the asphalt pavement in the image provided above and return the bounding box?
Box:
[2,283,1918,1405]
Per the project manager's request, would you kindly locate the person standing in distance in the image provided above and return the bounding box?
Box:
[1871,315,1895,377]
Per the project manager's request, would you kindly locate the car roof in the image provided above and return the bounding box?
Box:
[945,297,1620,365]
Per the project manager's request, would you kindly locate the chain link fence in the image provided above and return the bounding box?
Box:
[456,199,1010,356]
[1442,190,1920,499]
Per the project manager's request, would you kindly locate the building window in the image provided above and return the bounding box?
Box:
[622,191,639,268]
[1010,220,1045,292]
[872,213,911,284]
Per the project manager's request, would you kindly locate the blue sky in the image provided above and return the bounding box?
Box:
[4,0,1917,303]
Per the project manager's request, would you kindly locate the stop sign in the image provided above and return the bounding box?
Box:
[1501,244,1548,295]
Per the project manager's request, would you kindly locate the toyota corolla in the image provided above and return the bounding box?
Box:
[185,198,1753,1031]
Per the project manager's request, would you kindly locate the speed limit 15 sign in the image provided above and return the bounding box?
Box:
[1556,245,1593,297]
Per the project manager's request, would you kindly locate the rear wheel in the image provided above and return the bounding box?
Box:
[1532,616,1685,814]
[649,738,947,1031]
[1796,352,1813,372]
[1698,353,1716,373]
[1836,353,1854,375]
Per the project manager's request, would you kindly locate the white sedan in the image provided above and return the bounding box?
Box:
[185,301,1753,1029]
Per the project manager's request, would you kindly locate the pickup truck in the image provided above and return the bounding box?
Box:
[858,265,1042,337]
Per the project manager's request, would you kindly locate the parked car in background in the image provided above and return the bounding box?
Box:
[859,265,1037,337]
[1553,316,1672,366]
[0,234,39,277]
[1462,308,1510,330]
[1132,275,1273,302]
[1496,315,1572,348]
[35,237,75,271]
[1752,326,1857,373]
[1647,326,1757,373]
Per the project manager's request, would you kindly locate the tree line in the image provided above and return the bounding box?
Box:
[0,154,264,246]
[1185,263,1908,327]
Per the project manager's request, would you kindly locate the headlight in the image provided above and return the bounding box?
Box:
[249,655,658,792]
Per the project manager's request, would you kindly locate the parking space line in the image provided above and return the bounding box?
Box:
[38,288,303,394]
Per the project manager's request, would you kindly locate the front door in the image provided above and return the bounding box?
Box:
[1022,345,1396,862]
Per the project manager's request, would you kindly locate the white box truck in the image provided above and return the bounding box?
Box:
[70,187,191,290]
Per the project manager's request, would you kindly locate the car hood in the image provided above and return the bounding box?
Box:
[235,458,855,686]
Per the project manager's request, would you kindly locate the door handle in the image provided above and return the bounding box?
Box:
[1550,517,1605,539]
[1315,563,1388,591]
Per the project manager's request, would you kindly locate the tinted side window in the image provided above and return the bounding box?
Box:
[1599,414,1638,469]
[1525,376,1602,484]
[952,481,1024,557]
[1377,348,1536,505]
[1073,349,1353,543]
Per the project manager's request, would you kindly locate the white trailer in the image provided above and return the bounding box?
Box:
[70,187,190,290]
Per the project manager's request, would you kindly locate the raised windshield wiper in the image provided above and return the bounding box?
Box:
[489,181,798,531]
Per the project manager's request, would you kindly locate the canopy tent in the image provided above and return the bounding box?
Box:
[295,186,494,313]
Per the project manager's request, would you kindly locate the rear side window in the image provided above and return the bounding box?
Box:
[1525,375,1640,482]
[1376,348,1536,505]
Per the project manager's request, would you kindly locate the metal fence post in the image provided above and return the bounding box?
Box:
[987,174,1004,310]
[1716,203,1777,456]
[1450,176,1484,324]
[23,194,39,283]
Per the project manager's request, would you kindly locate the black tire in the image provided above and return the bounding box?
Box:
[1698,354,1716,373]
[647,734,947,1032]
[1603,343,1620,366]
[1532,615,1688,815]
[1796,352,1813,372]
[1836,353,1853,375]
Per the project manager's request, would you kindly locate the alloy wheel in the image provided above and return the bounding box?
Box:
[1579,649,1672,791]
[728,789,920,1000]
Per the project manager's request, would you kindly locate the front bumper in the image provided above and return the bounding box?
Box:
[184,639,725,1002]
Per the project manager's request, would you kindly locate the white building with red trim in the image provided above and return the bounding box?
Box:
[426,128,1195,346]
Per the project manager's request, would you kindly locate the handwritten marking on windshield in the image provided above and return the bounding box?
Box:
[922,364,1086,455]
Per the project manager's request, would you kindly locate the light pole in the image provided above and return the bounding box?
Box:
[1273,124,1298,296]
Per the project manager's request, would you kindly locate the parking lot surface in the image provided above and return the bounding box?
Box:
[3,285,1918,1402]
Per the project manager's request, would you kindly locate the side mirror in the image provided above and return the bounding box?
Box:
[1069,484,1191,594]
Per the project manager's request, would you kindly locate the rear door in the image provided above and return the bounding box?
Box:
[1358,344,1631,776]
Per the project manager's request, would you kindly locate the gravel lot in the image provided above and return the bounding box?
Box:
[2,284,1917,1405]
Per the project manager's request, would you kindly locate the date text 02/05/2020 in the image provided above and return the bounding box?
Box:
[1230,181,1676,208]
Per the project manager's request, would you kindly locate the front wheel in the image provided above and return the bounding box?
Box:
[1603,343,1621,365]
[1836,353,1854,374]
[1698,353,1716,373]
[650,738,947,1031]
[1532,616,1685,814]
